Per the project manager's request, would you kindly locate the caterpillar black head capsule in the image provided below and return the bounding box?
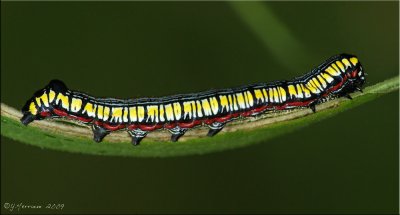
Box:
[20,79,69,125]
[20,113,35,126]
[20,91,44,125]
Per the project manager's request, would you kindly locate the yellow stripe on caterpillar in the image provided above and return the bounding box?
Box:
[70,98,82,113]
[55,93,69,110]
[209,97,219,115]
[29,102,37,115]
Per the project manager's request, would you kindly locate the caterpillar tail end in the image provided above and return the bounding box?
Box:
[20,113,35,126]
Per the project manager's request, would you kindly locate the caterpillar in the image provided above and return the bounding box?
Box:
[21,54,365,146]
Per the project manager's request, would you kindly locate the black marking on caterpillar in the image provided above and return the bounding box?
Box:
[21,53,366,146]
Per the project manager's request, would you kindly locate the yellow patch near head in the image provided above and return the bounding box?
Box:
[29,102,37,115]
[35,97,41,107]
[36,93,49,107]
[350,57,358,66]
[48,90,56,103]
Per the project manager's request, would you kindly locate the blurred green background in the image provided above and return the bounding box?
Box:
[1,2,398,214]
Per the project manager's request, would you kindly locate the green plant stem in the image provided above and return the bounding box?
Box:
[229,2,317,73]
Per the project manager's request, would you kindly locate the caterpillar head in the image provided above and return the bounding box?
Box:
[348,57,365,89]
[328,54,366,98]
[20,80,68,125]
[346,56,366,93]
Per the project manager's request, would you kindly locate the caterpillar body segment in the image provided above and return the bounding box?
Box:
[21,54,366,146]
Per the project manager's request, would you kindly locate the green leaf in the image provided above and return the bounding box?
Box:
[1,76,398,157]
